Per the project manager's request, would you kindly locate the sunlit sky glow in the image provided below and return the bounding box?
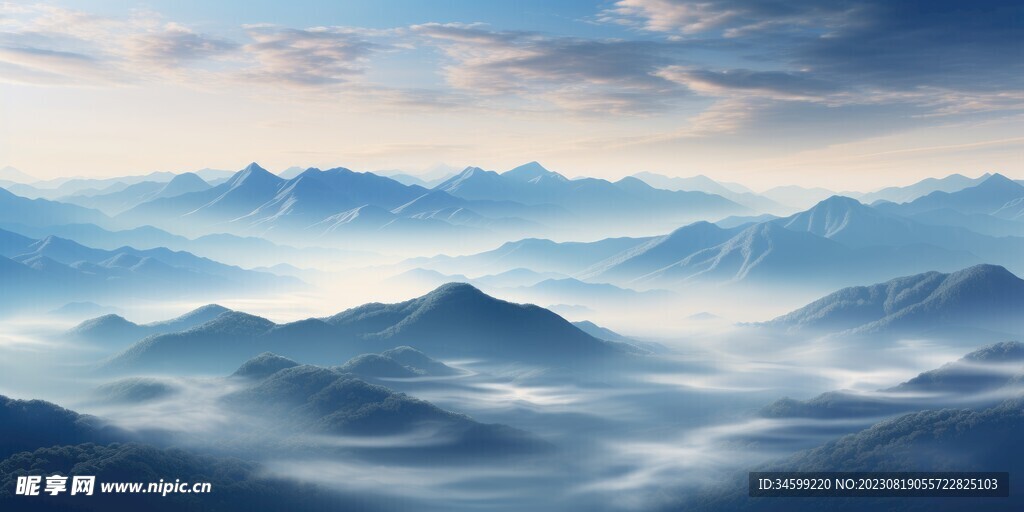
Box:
[1,0,1021,189]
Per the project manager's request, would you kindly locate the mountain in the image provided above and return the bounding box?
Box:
[5,171,177,200]
[435,163,749,224]
[106,283,645,374]
[0,166,34,183]
[688,397,1024,511]
[0,187,109,227]
[381,346,460,376]
[473,268,566,288]
[993,196,1024,220]
[890,341,1024,393]
[637,222,851,285]
[59,173,210,215]
[119,163,283,230]
[576,221,742,282]
[0,443,346,512]
[772,195,982,248]
[231,352,300,380]
[507,278,672,305]
[0,227,34,255]
[410,236,650,276]
[638,220,980,288]
[277,166,306,179]
[233,166,428,230]
[0,228,296,311]
[759,185,840,209]
[715,213,780,229]
[0,221,361,270]
[761,342,1024,420]
[859,172,992,204]
[881,173,1024,216]
[117,164,533,247]
[572,320,634,343]
[333,354,424,378]
[774,196,1024,270]
[330,346,459,379]
[768,264,1024,336]
[69,304,231,347]
[185,162,286,222]
[92,377,180,404]
[779,395,1024,471]
[631,172,751,195]
[224,358,545,453]
[905,207,1024,237]
[630,172,787,214]
[321,283,646,360]
[0,395,126,459]
[1,231,295,288]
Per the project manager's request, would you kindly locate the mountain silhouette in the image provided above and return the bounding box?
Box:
[106,283,644,374]
[769,264,1024,336]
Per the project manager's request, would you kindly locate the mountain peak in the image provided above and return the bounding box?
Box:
[423,282,487,301]
[243,162,267,173]
[70,314,135,334]
[231,352,299,380]
[810,195,866,209]
[230,162,276,184]
[666,220,722,237]
[168,172,206,185]
[503,161,565,182]
[945,263,1015,285]
[977,173,1020,189]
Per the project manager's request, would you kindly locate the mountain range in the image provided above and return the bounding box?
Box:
[0,187,109,228]
[69,304,231,347]
[60,172,211,215]
[103,283,645,374]
[858,172,993,204]
[877,173,1024,217]
[435,162,749,228]
[413,190,1024,291]
[631,171,789,215]
[0,227,297,310]
[107,163,553,248]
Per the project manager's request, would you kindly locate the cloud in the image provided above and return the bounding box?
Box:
[603,0,841,36]
[657,66,840,100]
[412,22,688,114]
[238,25,381,87]
[607,0,1023,93]
[125,22,237,66]
[797,0,1024,92]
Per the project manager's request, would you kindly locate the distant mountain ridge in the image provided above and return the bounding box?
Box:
[0,226,296,310]
[70,304,231,347]
[768,264,1024,336]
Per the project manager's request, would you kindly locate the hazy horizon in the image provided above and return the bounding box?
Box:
[1,1,1021,189]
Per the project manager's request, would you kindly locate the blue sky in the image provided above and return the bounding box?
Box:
[0,0,1021,189]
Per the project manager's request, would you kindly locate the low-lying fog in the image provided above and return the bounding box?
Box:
[0,276,1000,511]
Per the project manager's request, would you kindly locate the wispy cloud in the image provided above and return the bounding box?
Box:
[238,25,381,87]
[412,22,689,114]
[125,22,237,66]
